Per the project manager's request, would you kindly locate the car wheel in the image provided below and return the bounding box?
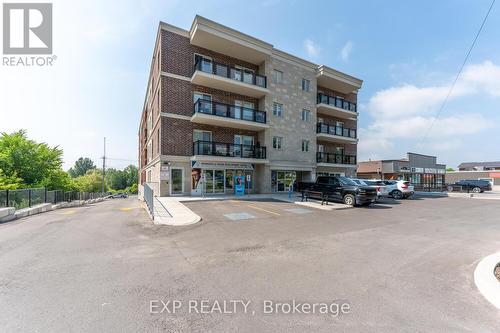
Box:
[472,187,481,193]
[392,190,403,200]
[447,185,453,192]
[343,194,355,206]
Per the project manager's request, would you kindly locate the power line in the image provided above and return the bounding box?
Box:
[420,0,496,143]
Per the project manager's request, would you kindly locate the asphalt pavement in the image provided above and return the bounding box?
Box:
[0,196,499,332]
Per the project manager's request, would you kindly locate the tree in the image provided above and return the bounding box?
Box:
[0,169,23,190]
[68,157,96,178]
[0,130,73,189]
[105,168,128,190]
[123,165,138,187]
[74,169,107,192]
[446,167,455,172]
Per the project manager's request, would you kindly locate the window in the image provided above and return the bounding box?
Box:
[273,102,283,117]
[272,69,283,84]
[272,136,283,150]
[193,92,212,113]
[302,140,309,152]
[301,109,311,122]
[157,130,160,153]
[193,130,212,143]
[301,78,310,92]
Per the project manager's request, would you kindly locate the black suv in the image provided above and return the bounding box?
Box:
[303,176,378,206]
[447,180,492,193]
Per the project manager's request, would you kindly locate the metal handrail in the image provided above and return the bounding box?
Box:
[316,152,357,165]
[192,140,266,159]
[317,93,357,112]
[194,55,267,88]
[193,99,266,124]
[317,122,357,138]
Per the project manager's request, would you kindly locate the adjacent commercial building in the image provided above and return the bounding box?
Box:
[446,161,500,186]
[138,16,362,196]
[357,153,446,190]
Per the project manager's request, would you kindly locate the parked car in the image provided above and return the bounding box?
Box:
[366,179,414,199]
[300,176,378,206]
[360,179,387,199]
[109,193,128,198]
[447,180,492,193]
[383,180,414,199]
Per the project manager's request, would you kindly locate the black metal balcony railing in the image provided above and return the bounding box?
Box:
[317,93,357,112]
[317,122,357,139]
[194,55,267,88]
[193,99,266,124]
[193,140,266,159]
[316,152,357,165]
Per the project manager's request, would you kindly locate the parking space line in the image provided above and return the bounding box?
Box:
[246,205,281,216]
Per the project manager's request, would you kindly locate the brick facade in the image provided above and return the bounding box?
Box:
[162,77,259,117]
[161,117,258,156]
[161,30,259,78]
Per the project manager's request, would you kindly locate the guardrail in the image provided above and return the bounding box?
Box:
[193,140,267,159]
[317,93,357,112]
[194,55,267,88]
[194,99,266,124]
[0,188,107,210]
[317,122,357,138]
[144,183,154,217]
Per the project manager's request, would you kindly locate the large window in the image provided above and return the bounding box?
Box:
[272,69,283,84]
[301,109,311,122]
[301,78,310,92]
[273,102,283,117]
[273,136,283,150]
[193,130,212,142]
[301,140,309,152]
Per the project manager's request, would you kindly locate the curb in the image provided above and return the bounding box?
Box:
[474,251,500,309]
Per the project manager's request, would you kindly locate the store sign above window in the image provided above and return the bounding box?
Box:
[191,161,254,170]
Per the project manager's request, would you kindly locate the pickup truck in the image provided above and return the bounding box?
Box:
[299,176,378,206]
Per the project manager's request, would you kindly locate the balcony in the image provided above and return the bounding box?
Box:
[189,15,273,65]
[191,100,269,131]
[316,122,357,144]
[317,152,357,167]
[317,93,357,119]
[192,140,268,163]
[316,65,363,94]
[191,56,269,98]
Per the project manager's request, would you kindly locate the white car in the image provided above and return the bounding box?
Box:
[352,179,386,199]
[380,180,414,199]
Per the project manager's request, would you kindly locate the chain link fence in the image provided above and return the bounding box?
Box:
[0,188,108,210]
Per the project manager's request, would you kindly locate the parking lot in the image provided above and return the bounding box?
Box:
[2,195,500,332]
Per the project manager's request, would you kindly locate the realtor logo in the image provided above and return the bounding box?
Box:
[2,3,52,54]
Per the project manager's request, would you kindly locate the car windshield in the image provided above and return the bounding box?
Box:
[338,176,357,186]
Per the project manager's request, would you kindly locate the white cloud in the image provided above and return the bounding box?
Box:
[340,41,353,61]
[303,39,320,58]
[359,61,500,160]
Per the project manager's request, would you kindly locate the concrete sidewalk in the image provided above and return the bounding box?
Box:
[153,197,201,226]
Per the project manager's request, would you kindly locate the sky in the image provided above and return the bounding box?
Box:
[1,0,499,170]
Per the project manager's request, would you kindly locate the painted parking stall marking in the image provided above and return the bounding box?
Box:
[224,212,256,221]
[284,208,313,214]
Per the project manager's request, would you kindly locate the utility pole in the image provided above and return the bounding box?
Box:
[102,137,106,194]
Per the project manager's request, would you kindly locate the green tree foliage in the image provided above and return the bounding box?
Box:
[0,130,74,190]
[446,167,455,172]
[105,165,138,191]
[105,168,128,190]
[68,157,96,178]
[0,169,23,190]
[74,169,107,192]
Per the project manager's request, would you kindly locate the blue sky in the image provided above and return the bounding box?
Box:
[1,0,499,169]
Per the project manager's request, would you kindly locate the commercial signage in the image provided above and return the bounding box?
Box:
[234,176,245,196]
[191,161,253,170]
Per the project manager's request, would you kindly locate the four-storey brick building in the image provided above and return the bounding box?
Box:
[139,16,362,196]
